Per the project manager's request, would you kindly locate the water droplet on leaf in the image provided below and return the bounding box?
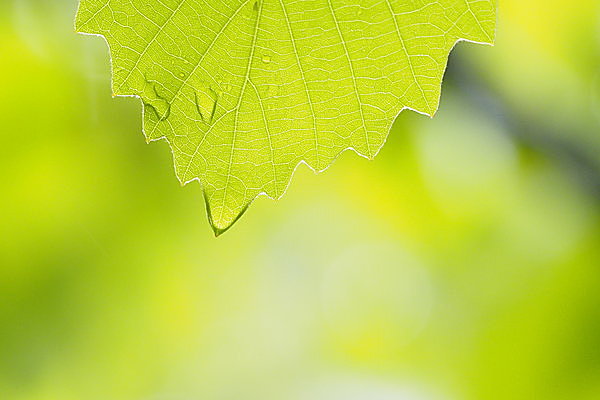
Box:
[195,84,218,124]
[262,54,271,64]
[142,81,170,120]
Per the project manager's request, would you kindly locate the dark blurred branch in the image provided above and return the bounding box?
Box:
[446,55,600,199]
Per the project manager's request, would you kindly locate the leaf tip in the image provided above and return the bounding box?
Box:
[203,190,252,238]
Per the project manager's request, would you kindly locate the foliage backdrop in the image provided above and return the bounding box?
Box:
[1,1,600,400]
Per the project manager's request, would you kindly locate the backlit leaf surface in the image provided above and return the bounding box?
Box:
[76,0,496,234]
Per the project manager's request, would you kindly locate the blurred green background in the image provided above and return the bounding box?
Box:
[1,1,600,399]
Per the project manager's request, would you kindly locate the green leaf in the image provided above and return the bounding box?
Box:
[76,0,496,235]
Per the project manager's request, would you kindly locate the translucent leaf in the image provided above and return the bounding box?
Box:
[76,0,496,234]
